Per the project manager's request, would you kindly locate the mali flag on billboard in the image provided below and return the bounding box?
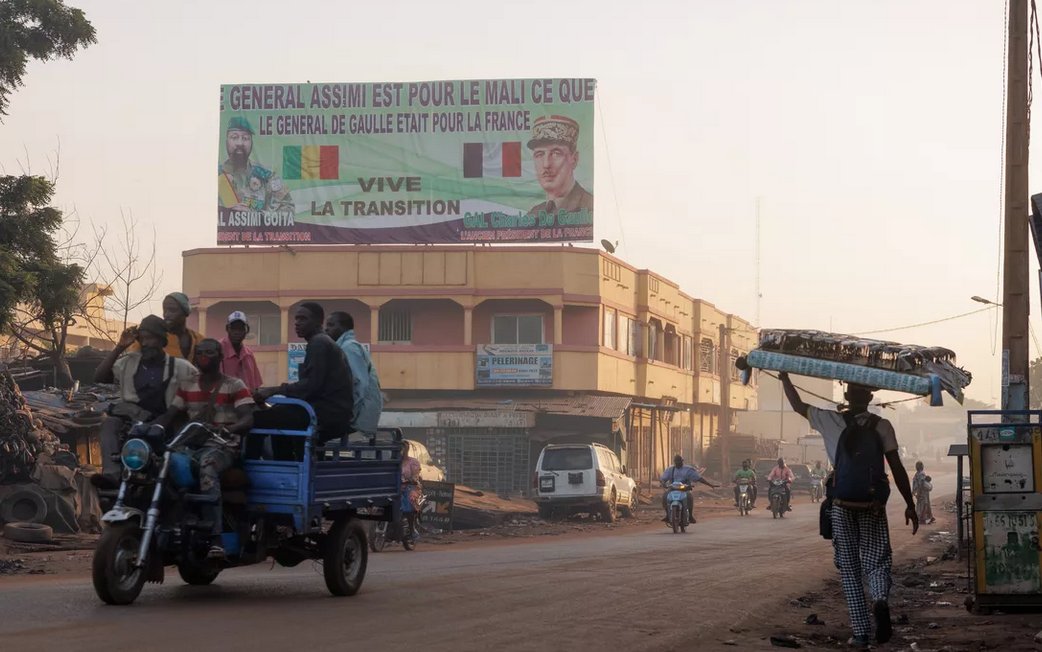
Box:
[283,145,339,180]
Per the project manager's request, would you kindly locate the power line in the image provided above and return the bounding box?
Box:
[850,306,997,336]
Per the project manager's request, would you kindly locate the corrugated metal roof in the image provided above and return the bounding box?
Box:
[384,395,633,420]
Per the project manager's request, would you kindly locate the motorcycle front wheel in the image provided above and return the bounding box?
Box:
[670,505,680,534]
[92,524,148,605]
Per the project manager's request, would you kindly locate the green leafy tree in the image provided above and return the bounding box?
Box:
[0,0,96,117]
[0,1,95,384]
[0,174,64,332]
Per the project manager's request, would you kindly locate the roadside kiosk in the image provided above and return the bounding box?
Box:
[967,410,1042,611]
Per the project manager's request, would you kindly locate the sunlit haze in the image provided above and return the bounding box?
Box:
[0,0,1025,403]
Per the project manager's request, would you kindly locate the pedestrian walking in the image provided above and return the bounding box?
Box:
[780,373,919,649]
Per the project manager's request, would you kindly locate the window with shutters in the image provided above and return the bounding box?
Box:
[492,314,543,344]
[378,307,412,344]
[730,348,740,380]
[244,313,283,346]
[683,336,693,371]
[603,308,616,349]
[700,338,716,373]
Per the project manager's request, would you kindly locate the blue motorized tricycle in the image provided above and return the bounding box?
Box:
[92,397,403,605]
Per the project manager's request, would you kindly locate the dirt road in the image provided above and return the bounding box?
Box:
[1,475,950,652]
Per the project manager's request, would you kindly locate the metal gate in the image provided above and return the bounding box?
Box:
[444,428,530,496]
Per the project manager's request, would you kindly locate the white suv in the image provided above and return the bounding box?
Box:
[533,443,638,522]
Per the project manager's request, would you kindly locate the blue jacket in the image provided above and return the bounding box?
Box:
[336,330,383,434]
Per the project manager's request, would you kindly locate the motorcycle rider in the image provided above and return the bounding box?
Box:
[733,459,757,507]
[810,460,828,499]
[766,457,795,511]
[661,454,719,524]
[92,315,198,486]
[154,338,255,558]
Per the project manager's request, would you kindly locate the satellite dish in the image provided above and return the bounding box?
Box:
[600,239,616,254]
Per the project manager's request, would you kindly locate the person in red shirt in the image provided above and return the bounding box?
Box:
[766,458,795,512]
[220,311,263,391]
[157,338,254,558]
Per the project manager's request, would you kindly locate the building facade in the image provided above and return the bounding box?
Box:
[182,245,757,494]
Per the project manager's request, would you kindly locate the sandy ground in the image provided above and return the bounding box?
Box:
[2,475,980,652]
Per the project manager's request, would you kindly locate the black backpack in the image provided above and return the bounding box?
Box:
[831,412,890,505]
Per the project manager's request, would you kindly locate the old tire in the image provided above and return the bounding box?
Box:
[177,559,220,586]
[2,522,53,543]
[368,522,388,553]
[323,517,368,597]
[0,490,47,525]
[92,524,147,605]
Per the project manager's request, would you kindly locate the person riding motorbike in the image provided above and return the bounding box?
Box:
[733,459,757,507]
[154,338,255,558]
[91,315,198,486]
[660,454,719,524]
[809,460,828,500]
[766,458,795,511]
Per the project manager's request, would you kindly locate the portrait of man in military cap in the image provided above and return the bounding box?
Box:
[527,115,594,216]
[219,116,295,214]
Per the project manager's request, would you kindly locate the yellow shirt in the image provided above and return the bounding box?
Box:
[129,329,204,360]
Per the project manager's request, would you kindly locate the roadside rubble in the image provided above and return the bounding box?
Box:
[737,515,1042,651]
[0,365,103,543]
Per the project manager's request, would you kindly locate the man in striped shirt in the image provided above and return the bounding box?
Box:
[157,338,254,558]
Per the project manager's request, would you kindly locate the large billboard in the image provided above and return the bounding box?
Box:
[217,79,595,245]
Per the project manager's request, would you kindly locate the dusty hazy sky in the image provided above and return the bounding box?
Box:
[0,0,1030,403]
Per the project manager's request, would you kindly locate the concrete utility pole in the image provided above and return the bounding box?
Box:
[1003,0,1031,411]
[719,323,731,480]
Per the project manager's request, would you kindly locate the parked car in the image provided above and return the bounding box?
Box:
[533,443,638,522]
[754,458,777,490]
[788,463,812,494]
[405,439,446,482]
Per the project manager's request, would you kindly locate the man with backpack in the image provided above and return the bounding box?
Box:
[780,373,918,649]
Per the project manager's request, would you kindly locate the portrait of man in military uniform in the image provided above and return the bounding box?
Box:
[218,117,294,214]
[527,116,594,216]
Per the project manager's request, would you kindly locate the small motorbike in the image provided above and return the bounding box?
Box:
[369,481,427,552]
[768,479,790,519]
[810,477,824,503]
[735,479,752,516]
[665,481,691,533]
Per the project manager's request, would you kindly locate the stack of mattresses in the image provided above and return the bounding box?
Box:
[735,330,971,406]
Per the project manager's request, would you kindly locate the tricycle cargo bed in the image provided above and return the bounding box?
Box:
[243,455,400,511]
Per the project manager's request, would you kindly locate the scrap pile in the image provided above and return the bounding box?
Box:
[0,366,61,485]
[0,365,102,536]
[738,329,972,405]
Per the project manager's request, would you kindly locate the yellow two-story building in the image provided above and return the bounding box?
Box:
[182,245,757,495]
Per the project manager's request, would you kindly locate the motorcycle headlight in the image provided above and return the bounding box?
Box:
[121,438,152,472]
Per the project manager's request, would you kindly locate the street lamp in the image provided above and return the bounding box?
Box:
[971,296,1003,307]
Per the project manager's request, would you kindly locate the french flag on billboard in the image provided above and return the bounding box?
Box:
[463,142,522,178]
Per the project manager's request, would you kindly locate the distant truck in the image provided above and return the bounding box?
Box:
[778,435,829,469]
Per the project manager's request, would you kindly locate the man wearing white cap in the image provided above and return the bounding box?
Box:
[220,311,263,391]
